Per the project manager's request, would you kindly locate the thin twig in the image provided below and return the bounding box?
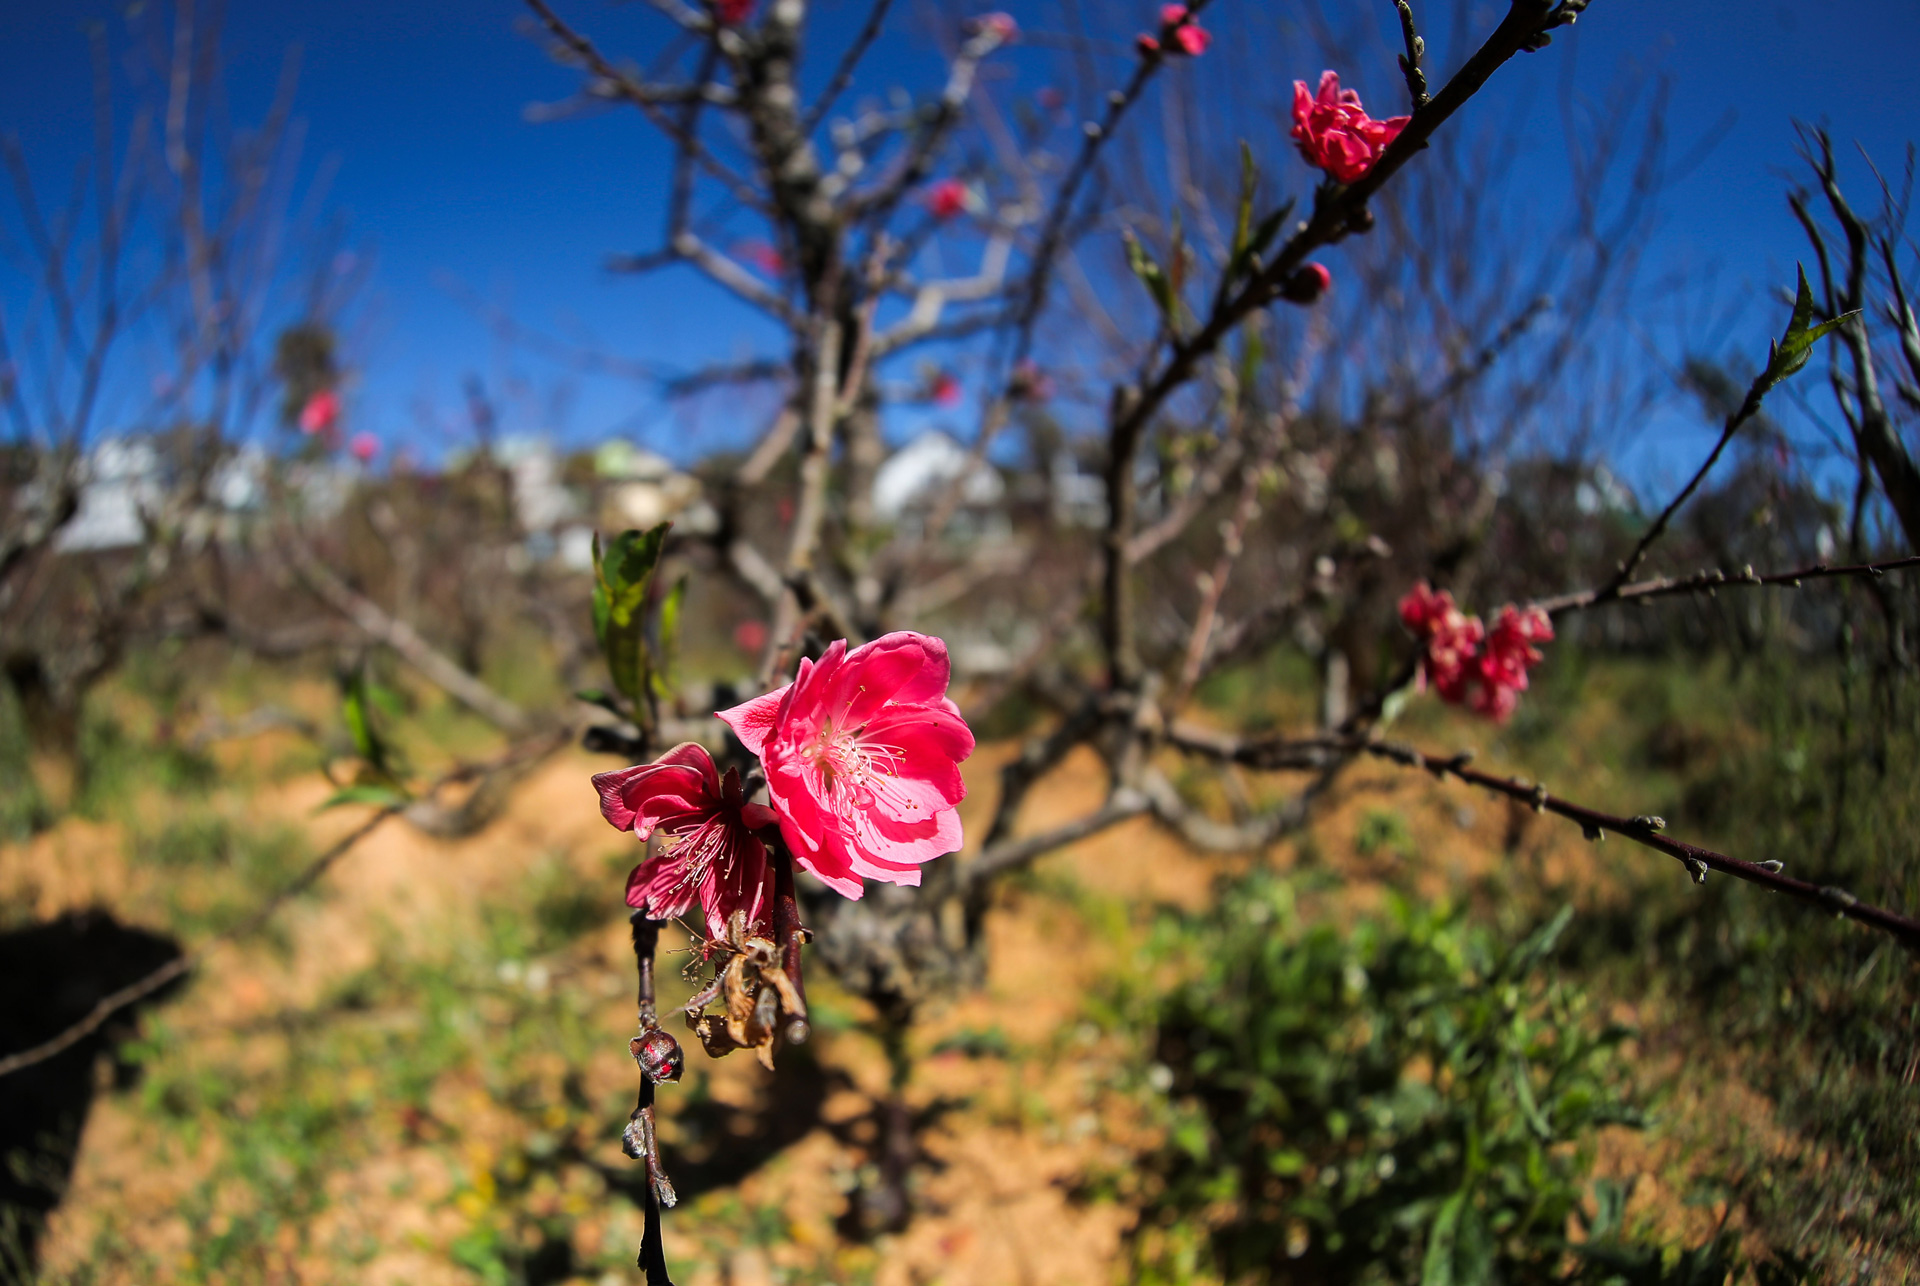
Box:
[801,0,894,134]
[1533,553,1920,615]
[1355,737,1920,950]
[1394,0,1430,110]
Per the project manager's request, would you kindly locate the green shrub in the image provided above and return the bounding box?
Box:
[1129,874,1735,1285]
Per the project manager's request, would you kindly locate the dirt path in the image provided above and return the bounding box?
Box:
[13,734,1758,1283]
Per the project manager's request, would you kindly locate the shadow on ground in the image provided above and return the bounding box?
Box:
[0,911,183,1283]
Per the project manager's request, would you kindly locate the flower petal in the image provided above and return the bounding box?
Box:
[716,687,789,756]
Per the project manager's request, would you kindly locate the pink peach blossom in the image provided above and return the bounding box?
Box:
[1400,581,1482,705]
[1399,583,1552,721]
[714,0,753,25]
[1470,604,1553,721]
[929,371,962,406]
[594,742,778,937]
[349,432,379,463]
[1291,71,1409,185]
[1159,4,1210,55]
[299,389,340,436]
[925,178,970,221]
[717,632,974,899]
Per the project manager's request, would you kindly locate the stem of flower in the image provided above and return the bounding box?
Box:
[770,841,811,1045]
[628,912,676,1283]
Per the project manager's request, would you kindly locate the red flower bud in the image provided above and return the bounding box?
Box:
[1280,262,1332,305]
[630,1028,685,1084]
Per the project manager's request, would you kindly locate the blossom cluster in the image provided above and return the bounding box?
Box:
[593,632,974,938]
[1399,583,1553,722]
[297,389,379,464]
[1137,5,1210,57]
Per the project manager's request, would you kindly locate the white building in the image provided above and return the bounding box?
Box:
[873,431,1007,539]
[54,439,163,552]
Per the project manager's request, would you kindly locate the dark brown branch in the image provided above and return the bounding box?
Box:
[1800,126,1920,545]
[1394,0,1430,110]
[1596,361,1774,599]
[522,0,767,214]
[1106,0,1587,462]
[1532,553,1920,615]
[1355,737,1920,950]
[1096,0,1587,686]
[282,530,534,734]
[770,844,810,1045]
[965,792,1149,886]
[1140,765,1339,853]
[801,0,893,134]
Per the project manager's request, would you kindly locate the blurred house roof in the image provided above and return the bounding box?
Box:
[873,431,1002,521]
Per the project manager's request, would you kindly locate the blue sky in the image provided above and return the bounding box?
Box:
[4,0,1917,473]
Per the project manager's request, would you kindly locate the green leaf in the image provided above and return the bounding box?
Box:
[1230,198,1296,283]
[316,784,411,813]
[1512,1055,1552,1141]
[342,670,378,764]
[339,668,405,783]
[1236,328,1265,400]
[1378,679,1416,730]
[1124,229,1180,331]
[1759,265,1858,394]
[592,523,672,707]
[573,688,625,717]
[1452,1199,1494,1286]
[1421,1190,1466,1286]
[1502,903,1574,979]
[650,574,689,699]
[1232,141,1257,266]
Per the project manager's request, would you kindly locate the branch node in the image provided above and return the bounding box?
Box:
[1629,814,1666,831]
[1683,858,1708,885]
[1819,885,1859,911]
[1581,823,1604,843]
[1759,859,1785,873]
[1529,782,1549,814]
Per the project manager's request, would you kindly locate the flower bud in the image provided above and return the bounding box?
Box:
[630,1028,685,1084]
[1280,262,1332,305]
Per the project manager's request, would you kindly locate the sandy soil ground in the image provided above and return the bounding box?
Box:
[10,729,1785,1284]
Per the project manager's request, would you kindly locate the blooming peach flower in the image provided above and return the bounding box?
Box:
[1400,582,1482,704]
[718,632,974,899]
[299,389,340,436]
[1291,71,1409,184]
[925,178,969,221]
[1399,583,1551,721]
[714,0,753,25]
[349,432,379,463]
[594,742,778,937]
[929,371,962,406]
[1470,605,1553,721]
